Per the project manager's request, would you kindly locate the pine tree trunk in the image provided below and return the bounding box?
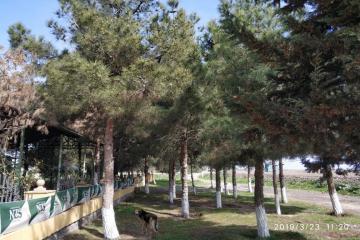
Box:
[247,165,253,193]
[102,118,120,240]
[215,167,222,208]
[232,164,237,199]
[210,167,214,189]
[152,171,156,184]
[144,158,149,194]
[324,164,343,216]
[190,159,196,195]
[255,159,270,238]
[168,159,175,204]
[180,129,189,218]
[272,160,281,215]
[93,138,101,185]
[172,161,176,199]
[279,158,288,203]
[223,167,229,195]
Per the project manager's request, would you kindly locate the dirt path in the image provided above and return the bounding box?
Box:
[195,179,360,215]
[236,184,360,215]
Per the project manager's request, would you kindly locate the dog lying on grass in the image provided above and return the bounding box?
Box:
[135,209,159,239]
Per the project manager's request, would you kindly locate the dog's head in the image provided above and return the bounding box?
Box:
[134,209,145,217]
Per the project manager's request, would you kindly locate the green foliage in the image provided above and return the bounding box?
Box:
[219,0,360,171]
[8,23,57,61]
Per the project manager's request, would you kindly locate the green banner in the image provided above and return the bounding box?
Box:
[0,181,134,235]
[77,187,90,204]
[0,200,31,234]
[50,194,63,217]
[28,197,51,224]
[68,188,78,207]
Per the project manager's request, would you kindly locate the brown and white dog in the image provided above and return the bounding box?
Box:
[135,209,159,239]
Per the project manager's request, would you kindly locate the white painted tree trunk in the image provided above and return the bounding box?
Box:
[180,129,190,218]
[329,191,343,216]
[102,118,120,240]
[210,167,214,189]
[272,160,281,215]
[223,168,229,196]
[190,160,197,195]
[169,163,174,204]
[325,164,344,216]
[181,191,190,218]
[172,181,176,199]
[216,168,222,208]
[102,206,120,240]
[232,164,237,199]
[255,205,270,238]
[248,178,253,193]
[280,186,288,204]
[169,179,174,204]
[193,186,197,195]
[275,194,281,215]
[279,158,288,203]
[255,159,270,238]
[216,191,222,208]
[152,171,156,184]
[247,165,253,193]
[145,182,149,194]
[144,158,149,194]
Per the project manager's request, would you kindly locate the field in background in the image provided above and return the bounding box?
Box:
[154,169,360,197]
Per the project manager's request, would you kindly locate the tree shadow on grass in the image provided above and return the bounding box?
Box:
[80,226,103,238]
[188,193,307,216]
[132,188,307,216]
[156,216,308,240]
[63,233,96,240]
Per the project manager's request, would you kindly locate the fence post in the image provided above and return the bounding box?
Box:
[56,135,63,190]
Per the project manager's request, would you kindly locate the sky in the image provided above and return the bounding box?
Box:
[0,0,220,51]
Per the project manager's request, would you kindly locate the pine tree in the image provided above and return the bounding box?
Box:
[220,0,360,216]
[44,1,159,238]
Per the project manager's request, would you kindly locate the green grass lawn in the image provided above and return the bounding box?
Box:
[63,183,360,240]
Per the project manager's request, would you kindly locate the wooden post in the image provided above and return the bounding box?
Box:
[56,135,63,190]
[17,128,25,184]
[78,142,82,177]
[82,146,86,179]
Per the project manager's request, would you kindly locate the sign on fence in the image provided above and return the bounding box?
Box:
[0,179,134,236]
[0,200,31,234]
[28,197,51,224]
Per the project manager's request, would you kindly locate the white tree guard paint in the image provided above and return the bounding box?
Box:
[216,191,222,208]
[233,185,238,199]
[102,206,120,240]
[181,191,190,218]
[280,186,288,203]
[275,194,281,215]
[173,181,176,198]
[248,177,253,193]
[169,180,174,204]
[255,205,270,238]
[193,186,197,195]
[329,191,343,216]
[145,183,150,194]
[226,183,230,196]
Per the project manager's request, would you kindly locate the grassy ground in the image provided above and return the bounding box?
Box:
[63,183,360,240]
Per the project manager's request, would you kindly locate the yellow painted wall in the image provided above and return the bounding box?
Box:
[0,186,135,240]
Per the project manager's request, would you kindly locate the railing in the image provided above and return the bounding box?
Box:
[0,173,20,203]
[0,177,138,236]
